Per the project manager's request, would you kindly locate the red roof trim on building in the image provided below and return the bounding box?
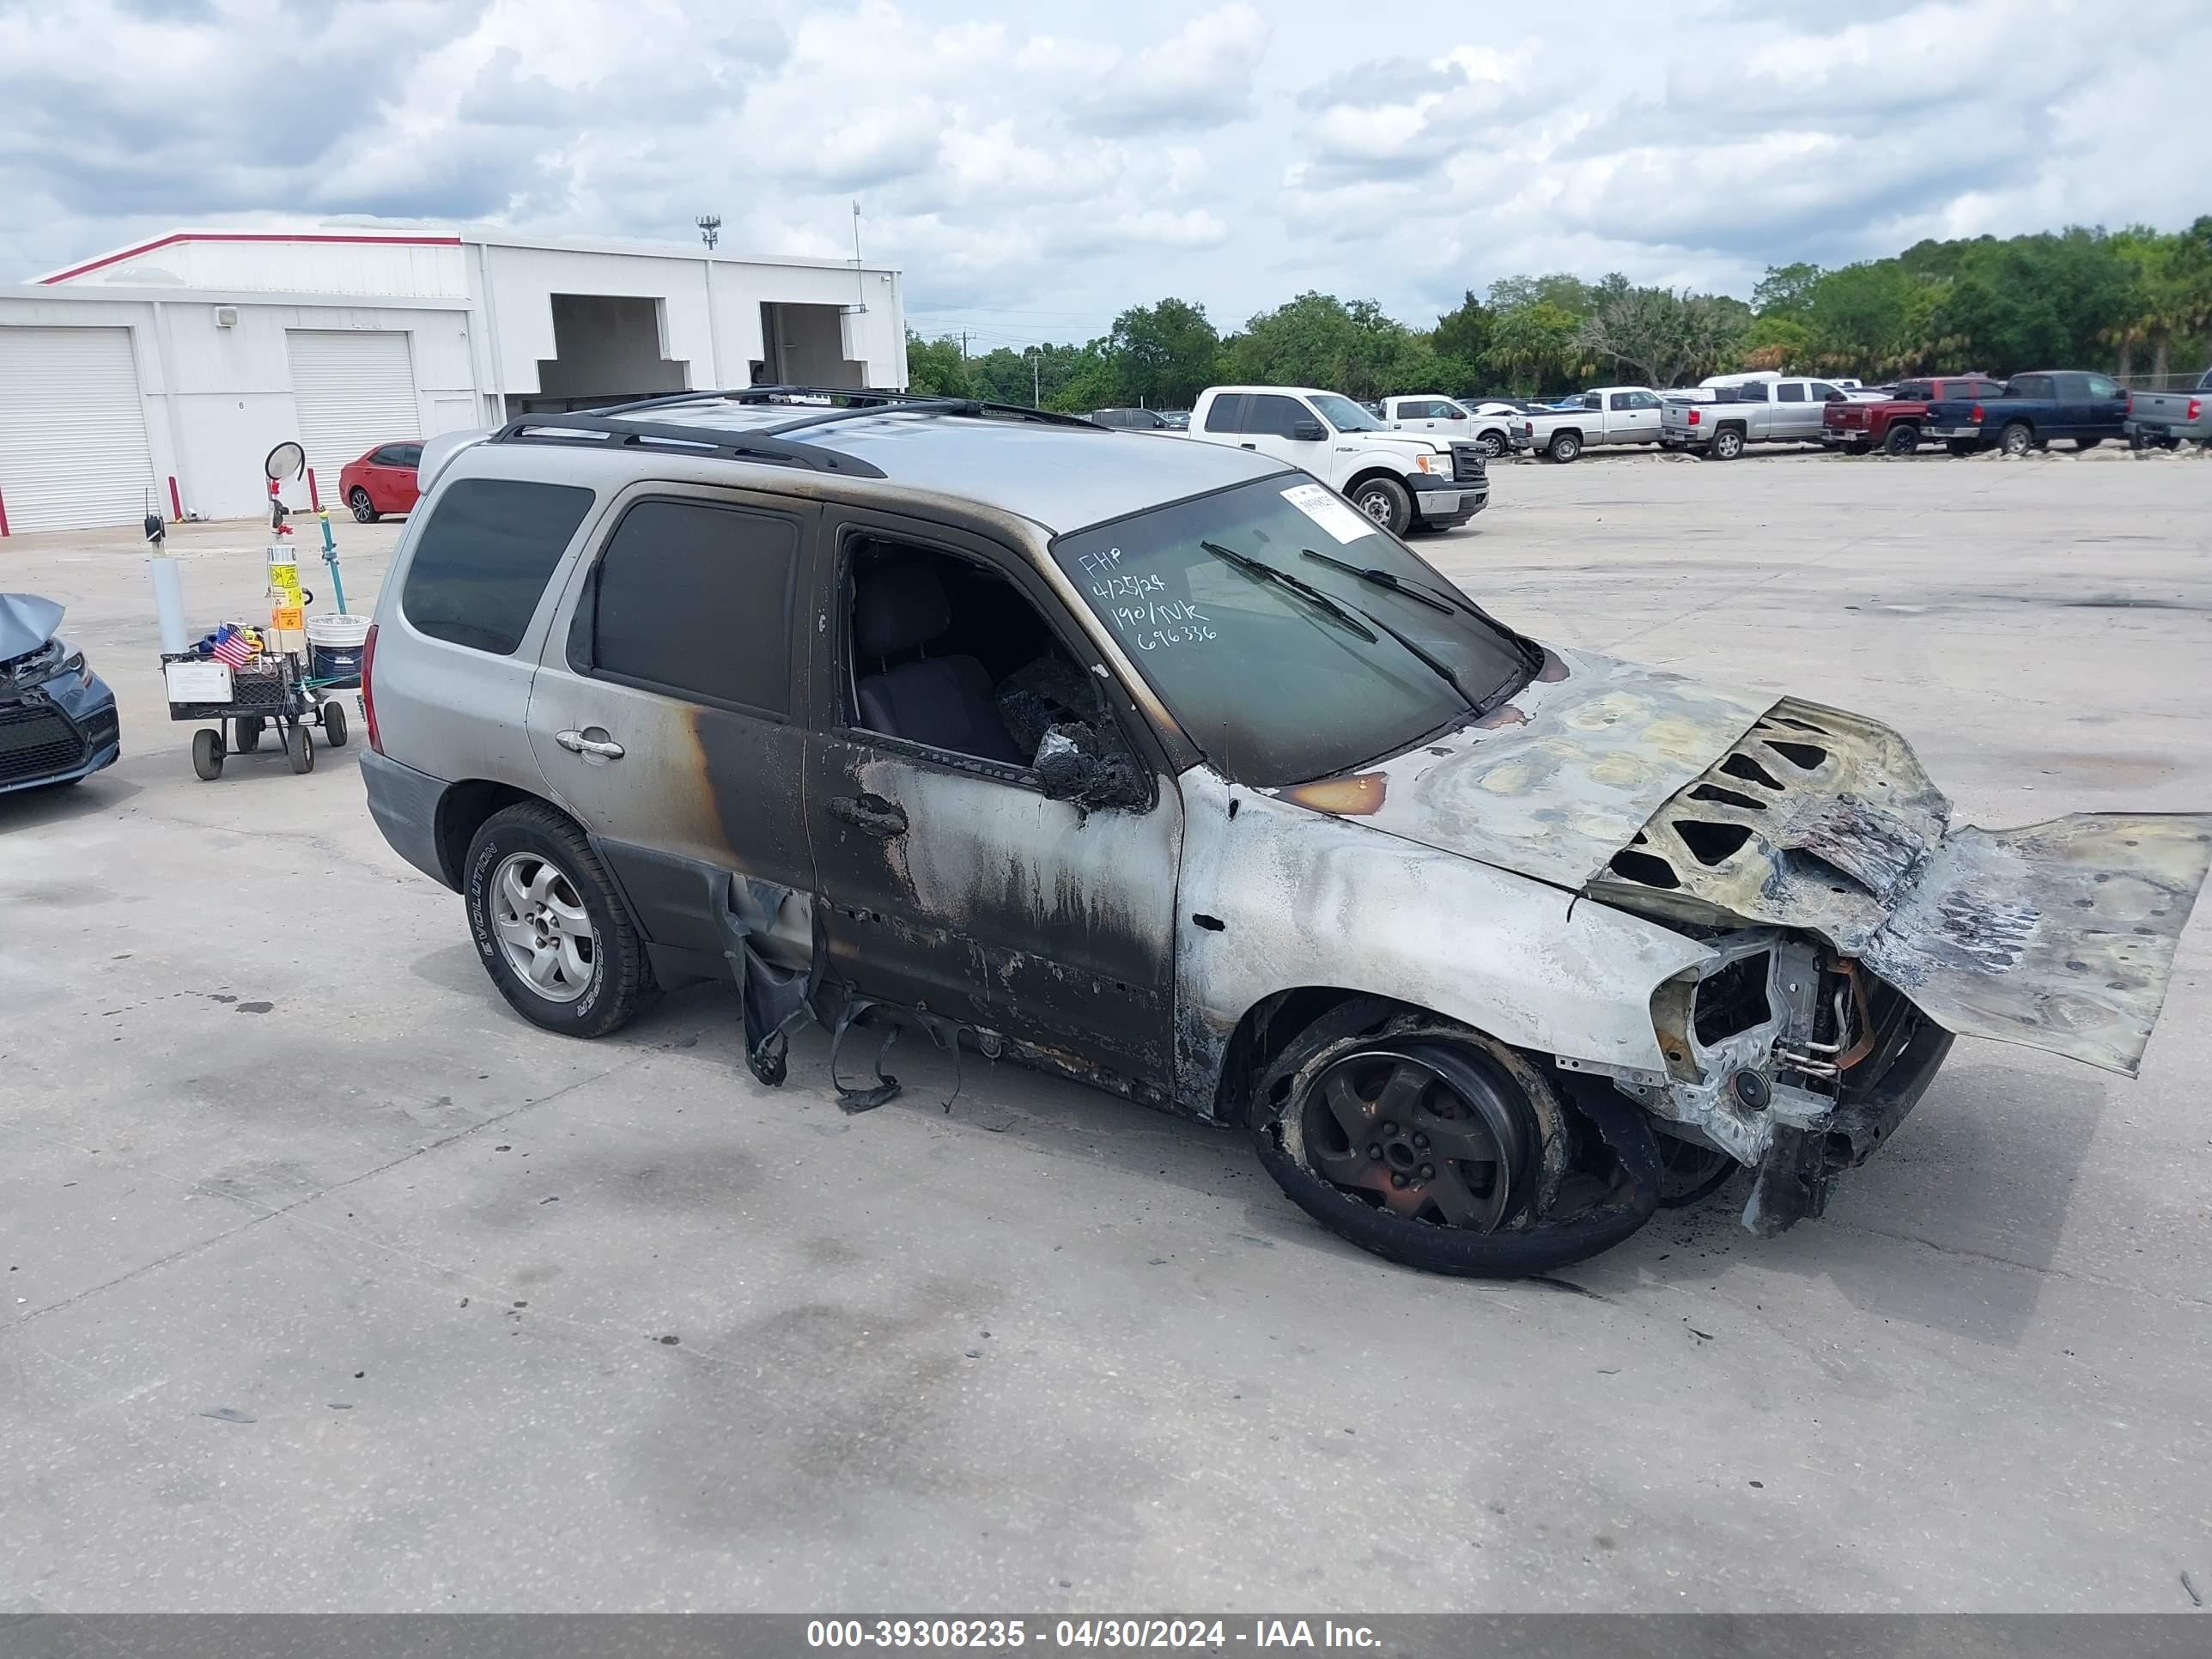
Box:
[40,232,465,285]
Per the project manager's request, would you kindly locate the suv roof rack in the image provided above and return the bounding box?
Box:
[489,413,889,479]
[594,384,1106,434]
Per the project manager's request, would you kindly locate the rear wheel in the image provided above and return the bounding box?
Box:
[349,486,380,524]
[1547,432,1582,463]
[1844,439,1873,456]
[2075,435,2103,451]
[1945,439,1978,457]
[1711,427,1746,460]
[1884,423,1921,456]
[235,714,264,752]
[285,724,314,774]
[464,801,659,1038]
[1249,1000,1661,1277]
[191,727,224,781]
[1348,476,1413,537]
[320,701,349,747]
[1999,421,2034,458]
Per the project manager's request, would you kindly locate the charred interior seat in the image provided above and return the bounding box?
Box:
[853,558,1023,764]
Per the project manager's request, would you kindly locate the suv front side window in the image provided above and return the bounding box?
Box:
[1246,394,1317,438]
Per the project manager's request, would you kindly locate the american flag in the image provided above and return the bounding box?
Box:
[209,624,259,670]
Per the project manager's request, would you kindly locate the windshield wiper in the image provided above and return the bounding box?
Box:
[1299,547,1457,614]
[1198,539,1376,643]
[1200,540,1478,710]
[1301,547,1546,685]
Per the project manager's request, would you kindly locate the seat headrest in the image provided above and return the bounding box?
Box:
[854,558,951,658]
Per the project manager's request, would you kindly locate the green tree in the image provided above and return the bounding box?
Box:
[1106,298,1220,409]
[1574,286,1747,387]
[1753,262,1825,316]
[1224,292,1434,399]
[1431,290,1493,383]
[1486,272,1595,318]
[1486,300,1581,393]
[904,331,970,396]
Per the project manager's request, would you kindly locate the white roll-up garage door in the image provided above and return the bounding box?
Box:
[286,330,421,481]
[0,326,160,533]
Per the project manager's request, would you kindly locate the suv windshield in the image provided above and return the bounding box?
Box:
[1052,477,1534,785]
[1311,393,1384,432]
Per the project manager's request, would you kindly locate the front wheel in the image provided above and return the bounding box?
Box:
[1249,1000,1661,1277]
[1474,429,1507,458]
[1547,432,1582,463]
[2075,436,2102,451]
[463,802,658,1038]
[235,714,264,752]
[1884,424,1921,456]
[1711,428,1746,460]
[349,487,380,524]
[285,724,314,774]
[1999,422,2034,458]
[320,701,349,747]
[1347,476,1413,537]
[191,727,224,781]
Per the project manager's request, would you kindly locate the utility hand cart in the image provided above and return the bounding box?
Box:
[162,650,349,781]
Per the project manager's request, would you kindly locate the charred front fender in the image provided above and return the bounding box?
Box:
[1171,766,1714,1111]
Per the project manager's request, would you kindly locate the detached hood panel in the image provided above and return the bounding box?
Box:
[0,593,64,664]
[1287,654,2210,1078]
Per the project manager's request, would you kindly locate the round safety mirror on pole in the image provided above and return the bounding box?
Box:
[264,441,307,483]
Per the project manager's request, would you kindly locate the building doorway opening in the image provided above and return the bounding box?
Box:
[757,302,863,388]
[517,294,689,414]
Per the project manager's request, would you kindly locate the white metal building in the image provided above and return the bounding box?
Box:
[0,225,908,532]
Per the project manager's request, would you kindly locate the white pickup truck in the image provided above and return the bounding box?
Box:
[1516,386,1667,462]
[1182,386,1488,535]
[1380,396,1529,459]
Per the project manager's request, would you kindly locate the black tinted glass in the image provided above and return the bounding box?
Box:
[1245,394,1313,437]
[1202,395,1246,433]
[590,500,797,714]
[402,478,594,655]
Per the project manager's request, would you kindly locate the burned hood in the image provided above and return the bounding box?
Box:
[1280,647,1777,893]
[0,593,64,664]
[1276,652,2211,1077]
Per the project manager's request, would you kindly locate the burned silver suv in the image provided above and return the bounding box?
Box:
[359,388,2209,1277]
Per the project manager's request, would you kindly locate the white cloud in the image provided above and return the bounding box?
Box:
[3,0,2208,342]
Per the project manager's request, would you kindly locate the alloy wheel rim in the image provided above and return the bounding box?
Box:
[1357,490,1394,523]
[490,852,597,1003]
[1299,1045,1534,1231]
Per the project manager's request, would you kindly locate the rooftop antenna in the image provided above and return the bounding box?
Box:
[847,199,867,314]
[696,214,720,252]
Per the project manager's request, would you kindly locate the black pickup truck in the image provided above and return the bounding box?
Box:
[1923,370,2130,457]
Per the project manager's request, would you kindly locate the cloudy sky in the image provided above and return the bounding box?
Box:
[4,0,2208,347]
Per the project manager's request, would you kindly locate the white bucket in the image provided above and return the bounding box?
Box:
[306,611,370,684]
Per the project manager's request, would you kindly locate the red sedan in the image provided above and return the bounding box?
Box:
[337,441,422,522]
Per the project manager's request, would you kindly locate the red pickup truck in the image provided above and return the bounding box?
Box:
[1822,374,2006,456]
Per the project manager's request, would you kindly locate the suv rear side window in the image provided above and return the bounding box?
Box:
[401,478,594,655]
[1777,382,1806,403]
[580,499,799,716]
[1203,394,1248,434]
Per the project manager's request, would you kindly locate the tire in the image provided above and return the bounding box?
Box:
[1884,423,1921,456]
[1547,431,1582,463]
[191,727,224,781]
[321,701,348,748]
[1347,476,1413,537]
[235,714,264,752]
[1945,439,1978,458]
[349,487,380,524]
[2075,436,2102,451]
[463,801,658,1039]
[1711,427,1746,460]
[1474,428,1506,458]
[1845,439,1873,456]
[1999,422,2034,458]
[285,724,314,775]
[1248,999,1661,1278]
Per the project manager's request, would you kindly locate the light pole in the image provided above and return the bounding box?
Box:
[1024,345,1041,407]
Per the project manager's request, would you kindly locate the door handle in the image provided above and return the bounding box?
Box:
[828,793,908,838]
[1239,441,1257,450]
[555,728,625,760]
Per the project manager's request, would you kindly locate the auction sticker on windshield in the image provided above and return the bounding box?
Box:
[1281,481,1374,545]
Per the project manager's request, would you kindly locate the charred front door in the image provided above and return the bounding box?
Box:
[802,508,1183,1085]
